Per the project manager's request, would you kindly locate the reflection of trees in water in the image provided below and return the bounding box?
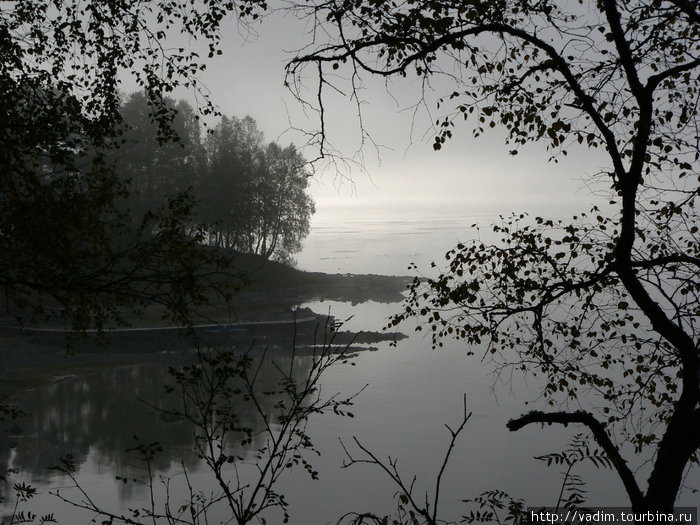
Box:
[0,365,196,484]
[0,352,314,500]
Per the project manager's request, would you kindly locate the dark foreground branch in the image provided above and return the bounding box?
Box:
[507,410,644,509]
[339,395,471,525]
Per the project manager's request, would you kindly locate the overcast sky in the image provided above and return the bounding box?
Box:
[124,8,611,211]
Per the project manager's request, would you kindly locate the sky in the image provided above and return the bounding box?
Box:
[123,7,611,211]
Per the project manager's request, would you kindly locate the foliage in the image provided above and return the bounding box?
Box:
[116,93,315,263]
[116,92,208,222]
[0,468,57,525]
[0,0,267,333]
[461,434,616,525]
[334,420,614,525]
[1,0,267,145]
[202,115,315,263]
[533,433,613,513]
[462,490,527,525]
[285,0,700,512]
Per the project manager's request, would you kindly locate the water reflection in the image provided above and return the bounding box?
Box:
[0,352,316,503]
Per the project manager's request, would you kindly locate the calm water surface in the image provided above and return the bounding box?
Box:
[2,201,697,523]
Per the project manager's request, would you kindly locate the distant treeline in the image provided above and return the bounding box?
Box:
[115,92,314,263]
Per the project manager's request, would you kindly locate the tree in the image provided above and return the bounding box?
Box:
[285,0,700,512]
[253,142,315,262]
[0,0,267,333]
[201,115,314,263]
[114,96,314,264]
[116,93,207,223]
[202,115,264,251]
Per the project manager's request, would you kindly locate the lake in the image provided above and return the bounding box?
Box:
[2,201,698,524]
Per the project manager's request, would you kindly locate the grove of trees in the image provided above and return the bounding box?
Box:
[116,92,314,264]
[0,0,267,332]
[201,114,314,261]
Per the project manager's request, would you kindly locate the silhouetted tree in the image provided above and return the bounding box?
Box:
[201,115,314,263]
[117,93,207,222]
[253,142,314,262]
[202,115,263,251]
[286,0,700,512]
[0,0,267,332]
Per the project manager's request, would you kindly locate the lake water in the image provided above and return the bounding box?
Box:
[2,201,698,524]
[296,200,525,275]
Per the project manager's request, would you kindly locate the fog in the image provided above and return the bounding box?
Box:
[4,2,697,523]
[118,8,610,210]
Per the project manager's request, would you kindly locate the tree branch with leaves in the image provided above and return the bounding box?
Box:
[285,0,699,511]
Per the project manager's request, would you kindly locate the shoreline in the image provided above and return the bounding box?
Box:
[0,265,411,400]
